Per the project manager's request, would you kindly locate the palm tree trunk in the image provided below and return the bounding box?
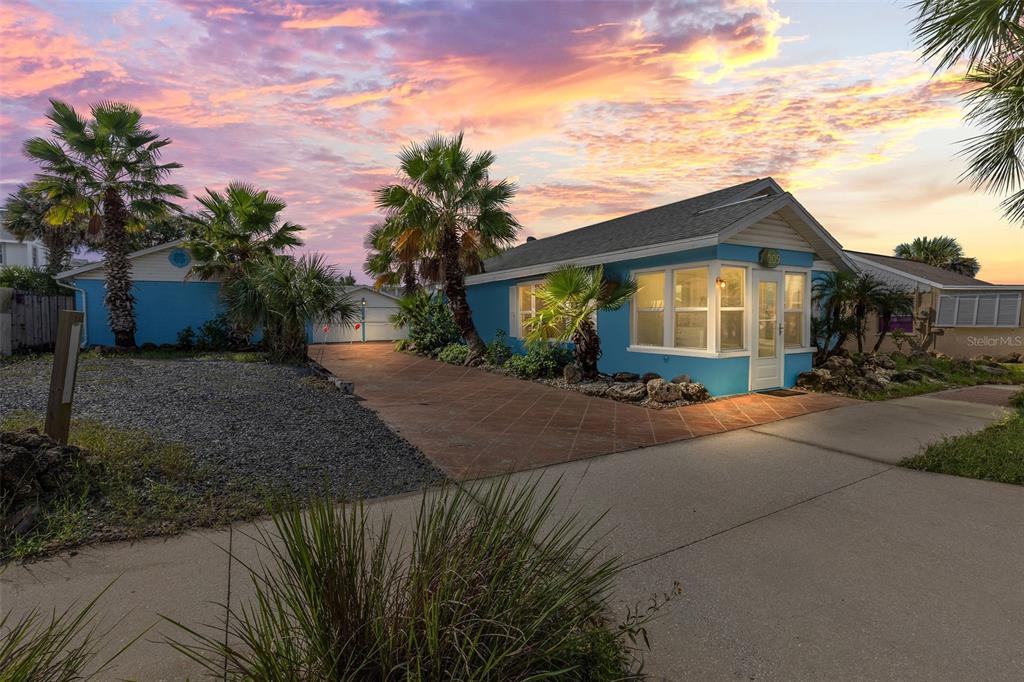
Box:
[402,264,418,296]
[854,303,866,353]
[572,319,601,379]
[872,313,891,353]
[439,227,486,358]
[101,189,137,347]
[44,229,71,277]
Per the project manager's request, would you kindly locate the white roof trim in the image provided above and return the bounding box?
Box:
[345,284,402,301]
[56,239,184,279]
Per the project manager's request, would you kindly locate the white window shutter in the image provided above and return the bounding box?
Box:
[976,295,998,326]
[997,293,1022,327]
[955,296,977,326]
[936,296,956,326]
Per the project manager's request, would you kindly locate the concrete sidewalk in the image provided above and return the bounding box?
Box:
[2,387,1021,680]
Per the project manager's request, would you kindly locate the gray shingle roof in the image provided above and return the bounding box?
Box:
[847,251,990,287]
[483,179,775,274]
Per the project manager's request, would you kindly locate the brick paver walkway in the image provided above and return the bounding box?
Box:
[933,384,1018,407]
[312,343,857,479]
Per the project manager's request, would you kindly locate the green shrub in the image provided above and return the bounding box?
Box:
[175,326,195,350]
[394,291,461,355]
[436,342,470,365]
[168,479,668,679]
[504,340,571,379]
[0,266,62,295]
[485,329,513,366]
[393,338,411,352]
[195,313,237,351]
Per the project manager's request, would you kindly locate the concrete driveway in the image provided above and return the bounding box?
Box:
[3,387,1022,680]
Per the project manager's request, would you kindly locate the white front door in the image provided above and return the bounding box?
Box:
[751,270,784,391]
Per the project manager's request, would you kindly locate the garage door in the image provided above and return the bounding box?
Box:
[314,305,408,343]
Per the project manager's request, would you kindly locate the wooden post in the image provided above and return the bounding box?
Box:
[45,309,84,444]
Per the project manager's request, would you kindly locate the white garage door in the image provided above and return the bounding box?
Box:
[314,305,408,343]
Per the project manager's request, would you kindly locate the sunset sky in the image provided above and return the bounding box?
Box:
[2,0,1022,283]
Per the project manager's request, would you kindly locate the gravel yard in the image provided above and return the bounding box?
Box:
[0,356,445,499]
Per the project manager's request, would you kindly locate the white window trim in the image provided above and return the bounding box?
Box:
[671,265,711,352]
[936,292,1022,328]
[783,271,809,349]
[628,259,813,360]
[717,265,746,353]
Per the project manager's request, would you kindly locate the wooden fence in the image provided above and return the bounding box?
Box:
[0,287,76,355]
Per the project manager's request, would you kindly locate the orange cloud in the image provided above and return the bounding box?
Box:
[281,8,379,30]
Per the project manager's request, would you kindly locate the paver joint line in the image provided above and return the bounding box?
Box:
[622,466,895,571]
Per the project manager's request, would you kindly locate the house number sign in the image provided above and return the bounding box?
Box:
[759,248,781,268]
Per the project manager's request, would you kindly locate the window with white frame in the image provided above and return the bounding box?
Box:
[673,267,709,349]
[514,282,542,337]
[783,272,806,347]
[718,266,745,351]
[635,272,665,346]
[936,293,1021,327]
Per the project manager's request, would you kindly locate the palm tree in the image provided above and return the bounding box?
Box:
[873,289,915,353]
[912,1,1024,223]
[847,274,889,353]
[363,220,421,295]
[2,184,87,276]
[186,182,304,283]
[24,99,185,347]
[893,236,981,276]
[812,271,857,358]
[375,133,520,358]
[526,265,637,380]
[224,254,358,362]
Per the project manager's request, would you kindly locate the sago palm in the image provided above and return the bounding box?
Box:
[375,133,520,358]
[893,235,981,276]
[526,265,637,380]
[2,184,88,275]
[24,99,185,347]
[186,182,304,283]
[224,254,357,361]
[913,0,1024,224]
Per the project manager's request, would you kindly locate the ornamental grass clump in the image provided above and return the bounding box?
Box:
[169,479,663,680]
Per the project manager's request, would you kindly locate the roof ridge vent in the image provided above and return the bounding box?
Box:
[695,193,774,215]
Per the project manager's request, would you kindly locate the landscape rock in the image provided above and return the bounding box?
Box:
[577,381,609,397]
[606,382,646,402]
[563,363,584,384]
[640,372,662,384]
[612,372,641,382]
[862,353,896,370]
[677,382,711,403]
[797,368,832,389]
[892,369,923,383]
[996,352,1021,364]
[916,365,946,380]
[976,364,1009,375]
[822,356,855,374]
[670,374,691,384]
[1,428,86,536]
[646,378,682,404]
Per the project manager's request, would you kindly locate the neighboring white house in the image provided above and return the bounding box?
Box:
[0,226,48,270]
[312,285,408,343]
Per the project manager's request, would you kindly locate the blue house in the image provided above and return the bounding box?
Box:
[57,240,223,347]
[465,178,856,396]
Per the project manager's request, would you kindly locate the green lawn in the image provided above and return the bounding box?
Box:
[1,413,271,561]
[900,390,1024,485]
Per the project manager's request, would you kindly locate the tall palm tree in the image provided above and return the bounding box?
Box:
[893,235,981,276]
[375,133,520,358]
[24,99,185,347]
[186,182,304,283]
[812,271,857,358]
[526,265,637,380]
[912,1,1024,223]
[2,184,88,276]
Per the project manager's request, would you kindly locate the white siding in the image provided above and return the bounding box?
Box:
[724,212,815,253]
[76,245,198,282]
[0,226,47,269]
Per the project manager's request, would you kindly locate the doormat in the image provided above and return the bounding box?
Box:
[762,389,805,397]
